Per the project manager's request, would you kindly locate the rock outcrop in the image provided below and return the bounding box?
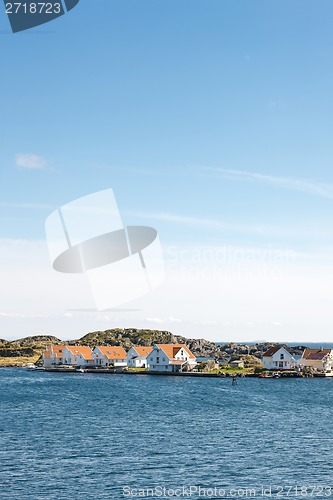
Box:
[0,329,309,363]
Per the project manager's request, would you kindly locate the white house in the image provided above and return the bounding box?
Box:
[299,349,333,372]
[230,359,244,369]
[92,346,127,367]
[262,346,296,371]
[62,346,94,367]
[127,346,153,368]
[42,345,65,367]
[147,344,197,372]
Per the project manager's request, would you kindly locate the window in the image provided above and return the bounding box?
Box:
[156,357,160,363]
[280,353,284,360]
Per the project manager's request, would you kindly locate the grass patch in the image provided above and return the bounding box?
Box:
[0,355,40,367]
[220,367,255,375]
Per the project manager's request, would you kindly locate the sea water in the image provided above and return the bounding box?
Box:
[0,369,332,499]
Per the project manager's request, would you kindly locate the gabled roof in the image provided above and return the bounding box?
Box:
[130,346,153,357]
[96,346,127,359]
[66,346,93,360]
[43,345,64,359]
[156,344,196,360]
[52,345,65,358]
[302,349,332,360]
[263,346,288,357]
[43,346,51,359]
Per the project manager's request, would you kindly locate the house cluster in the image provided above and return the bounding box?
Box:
[262,346,333,373]
[42,343,197,372]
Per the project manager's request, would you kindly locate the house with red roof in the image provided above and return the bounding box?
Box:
[299,348,333,372]
[146,344,197,372]
[42,345,65,367]
[127,346,153,368]
[62,346,94,367]
[262,346,296,371]
[92,346,127,367]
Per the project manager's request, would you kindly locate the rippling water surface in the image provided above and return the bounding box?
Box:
[0,369,332,499]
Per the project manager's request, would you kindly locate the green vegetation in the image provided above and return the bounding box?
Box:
[0,354,40,367]
[77,328,184,348]
[0,336,62,367]
[0,330,186,367]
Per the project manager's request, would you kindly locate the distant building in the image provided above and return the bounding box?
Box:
[147,344,197,372]
[262,346,296,370]
[218,359,230,367]
[93,346,127,367]
[127,346,153,368]
[42,345,65,367]
[62,346,94,367]
[299,349,333,372]
[229,359,244,369]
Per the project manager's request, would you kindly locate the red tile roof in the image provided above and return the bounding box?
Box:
[66,346,93,360]
[132,346,153,357]
[156,344,195,360]
[52,345,64,358]
[263,346,285,357]
[302,349,331,360]
[43,345,64,359]
[96,346,127,359]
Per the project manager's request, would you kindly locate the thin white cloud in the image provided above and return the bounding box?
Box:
[127,210,333,240]
[145,316,182,324]
[0,312,48,319]
[206,167,333,200]
[145,317,165,323]
[123,167,164,176]
[0,202,52,210]
[15,153,47,170]
[129,211,225,229]
[128,210,267,235]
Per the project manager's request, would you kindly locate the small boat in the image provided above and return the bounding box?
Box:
[26,363,36,370]
[258,372,273,378]
[258,372,281,379]
[26,363,45,371]
[316,371,333,377]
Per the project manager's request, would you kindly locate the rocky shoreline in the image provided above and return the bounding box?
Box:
[0,329,309,367]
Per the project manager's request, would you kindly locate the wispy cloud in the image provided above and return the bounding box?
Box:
[0,312,48,319]
[123,167,164,176]
[146,316,182,324]
[0,202,52,210]
[15,153,47,170]
[126,209,333,242]
[126,210,293,238]
[206,167,333,200]
[128,211,226,229]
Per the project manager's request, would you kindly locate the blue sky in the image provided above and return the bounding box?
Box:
[1,0,333,341]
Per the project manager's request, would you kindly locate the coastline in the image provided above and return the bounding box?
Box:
[3,366,326,378]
